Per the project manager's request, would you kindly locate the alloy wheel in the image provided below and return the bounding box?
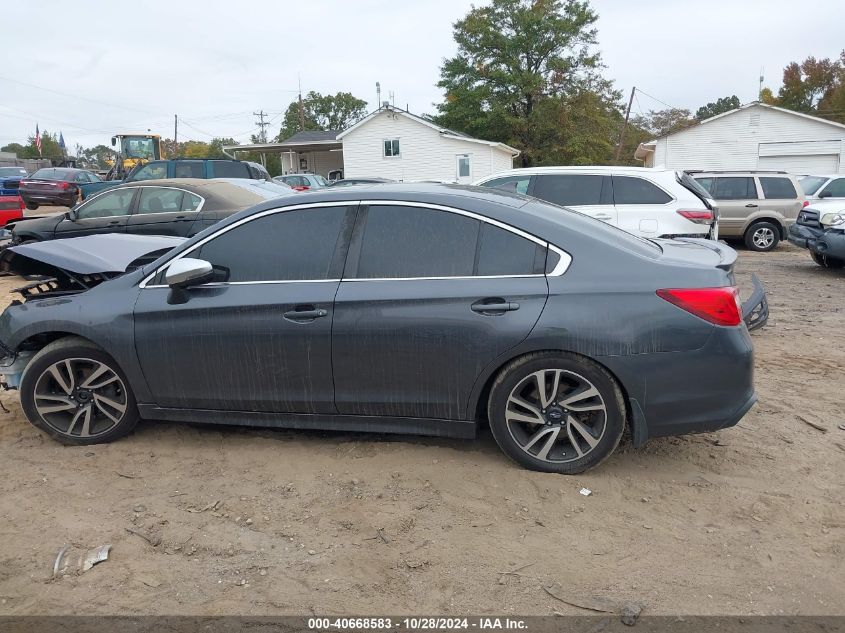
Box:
[752,227,775,249]
[33,358,128,438]
[505,369,607,463]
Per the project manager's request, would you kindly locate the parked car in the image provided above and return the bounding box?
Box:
[788,200,845,269]
[273,173,329,191]
[691,171,805,252]
[0,184,764,474]
[19,168,102,210]
[79,159,271,200]
[329,177,395,187]
[476,167,718,240]
[0,166,29,196]
[7,179,274,244]
[798,174,845,202]
[0,194,25,226]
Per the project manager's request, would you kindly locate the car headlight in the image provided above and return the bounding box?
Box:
[820,212,845,227]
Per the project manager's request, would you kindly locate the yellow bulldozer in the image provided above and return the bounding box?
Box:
[104,133,163,180]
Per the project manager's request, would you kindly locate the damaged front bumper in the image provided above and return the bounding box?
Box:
[0,350,33,389]
[741,274,768,332]
[788,223,845,259]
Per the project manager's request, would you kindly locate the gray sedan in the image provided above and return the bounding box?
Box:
[0,184,759,473]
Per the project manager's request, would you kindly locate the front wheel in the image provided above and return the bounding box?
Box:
[488,352,625,474]
[20,338,139,445]
[24,201,38,211]
[810,251,845,269]
[744,221,780,252]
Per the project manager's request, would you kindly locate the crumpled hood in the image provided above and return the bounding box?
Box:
[4,234,185,275]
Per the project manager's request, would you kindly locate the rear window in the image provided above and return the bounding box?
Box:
[0,167,27,178]
[31,168,74,180]
[713,177,757,200]
[533,174,604,206]
[212,161,250,178]
[173,161,203,179]
[759,177,798,199]
[612,176,672,204]
[482,175,531,195]
[799,176,828,196]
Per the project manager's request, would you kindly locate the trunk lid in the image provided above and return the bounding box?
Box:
[652,237,737,273]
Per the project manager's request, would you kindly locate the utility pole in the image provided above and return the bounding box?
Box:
[253,110,269,143]
[174,114,178,146]
[615,86,636,163]
[758,67,764,100]
[298,74,305,132]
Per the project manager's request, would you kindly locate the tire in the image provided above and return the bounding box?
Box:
[487,352,625,474]
[744,221,780,252]
[20,337,139,445]
[810,251,845,269]
[25,201,38,211]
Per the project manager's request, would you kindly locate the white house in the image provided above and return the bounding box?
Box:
[338,106,519,182]
[225,105,519,182]
[635,102,845,174]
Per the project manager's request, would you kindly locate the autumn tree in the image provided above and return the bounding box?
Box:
[695,95,740,121]
[434,0,622,166]
[777,54,842,112]
[277,91,368,140]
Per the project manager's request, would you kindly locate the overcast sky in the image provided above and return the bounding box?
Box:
[3,0,844,151]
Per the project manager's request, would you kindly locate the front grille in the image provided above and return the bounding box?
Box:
[1,180,19,191]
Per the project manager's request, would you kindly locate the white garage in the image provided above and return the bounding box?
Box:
[635,103,845,174]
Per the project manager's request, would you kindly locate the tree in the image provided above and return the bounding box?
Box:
[632,108,696,138]
[695,95,740,121]
[759,87,777,105]
[433,0,622,166]
[777,54,841,113]
[277,91,368,140]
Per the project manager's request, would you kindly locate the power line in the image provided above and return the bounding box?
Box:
[634,88,684,111]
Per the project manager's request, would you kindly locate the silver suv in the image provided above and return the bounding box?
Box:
[690,171,805,252]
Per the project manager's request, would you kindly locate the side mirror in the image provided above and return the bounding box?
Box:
[165,258,213,289]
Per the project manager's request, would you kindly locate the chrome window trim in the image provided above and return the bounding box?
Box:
[78,185,206,221]
[139,199,572,289]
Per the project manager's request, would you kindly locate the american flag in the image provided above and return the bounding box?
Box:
[35,124,42,156]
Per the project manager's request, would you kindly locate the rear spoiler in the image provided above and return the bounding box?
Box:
[674,237,737,271]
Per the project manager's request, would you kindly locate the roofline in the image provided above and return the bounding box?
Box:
[337,105,520,156]
[651,102,845,144]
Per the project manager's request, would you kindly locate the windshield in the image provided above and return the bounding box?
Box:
[0,167,27,178]
[122,137,158,160]
[799,176,828,196]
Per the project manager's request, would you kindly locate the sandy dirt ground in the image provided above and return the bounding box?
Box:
[0,242,842,616]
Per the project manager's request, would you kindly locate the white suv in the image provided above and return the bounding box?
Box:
[798,174,845,202]
[474,166,718,240]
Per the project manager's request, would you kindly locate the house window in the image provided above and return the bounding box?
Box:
[383,139,400,157]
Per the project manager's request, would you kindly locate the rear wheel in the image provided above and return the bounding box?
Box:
[20,338,139,445]
[810,251,845,269]
[488,352,625,474]
[25,201,38,211]
[744,221,780,252]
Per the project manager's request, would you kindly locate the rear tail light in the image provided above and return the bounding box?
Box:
[58,181,70,190]
[656,287,742,327]
[677,209,714,224]
[802,200,809,208]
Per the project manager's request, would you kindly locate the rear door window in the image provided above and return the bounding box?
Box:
[356,205,479,278]
[713,177,757,200]
[533,174,604,206]
[759,177,798,199]
[819,178,845,198]
[693,177,714,193]
[612,176,672,204]
[137,187,184,214]
[212,161,250,178]
[173,161,204,179]
[476,223,544,276]
[481,175,531,195]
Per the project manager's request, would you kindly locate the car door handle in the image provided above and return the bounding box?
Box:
[594,214,614,220]
[108,220,121,225]
[745,203,758,208]
[283,306,328,322]
[471,299,520,314]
